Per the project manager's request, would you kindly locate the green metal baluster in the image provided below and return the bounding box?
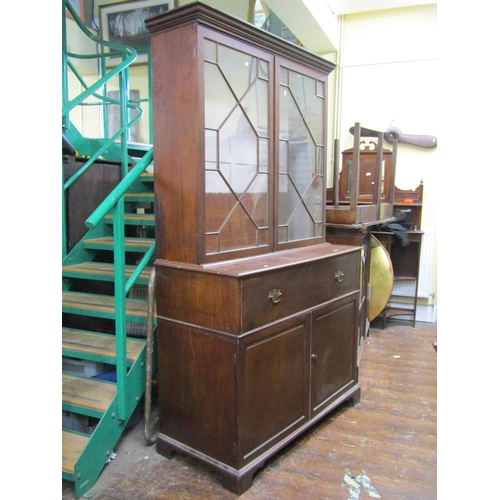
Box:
[114,198,127,423]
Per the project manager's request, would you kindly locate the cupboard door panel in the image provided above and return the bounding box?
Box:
[311,296,358,416]
[240,314,310,461]
[157,320,238,465]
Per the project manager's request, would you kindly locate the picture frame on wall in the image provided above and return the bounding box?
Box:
[99,0,177,62]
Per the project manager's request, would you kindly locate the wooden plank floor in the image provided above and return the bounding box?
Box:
[62,319,437,500]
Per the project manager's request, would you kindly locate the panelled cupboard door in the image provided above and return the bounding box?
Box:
[311,295,358,417]
[239,313,310,464]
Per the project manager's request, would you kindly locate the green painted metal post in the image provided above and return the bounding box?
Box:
[120,68,130,178]
[113,198,128,423]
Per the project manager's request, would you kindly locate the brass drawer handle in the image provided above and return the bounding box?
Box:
[268,289,282,304]
[334,270,345,283]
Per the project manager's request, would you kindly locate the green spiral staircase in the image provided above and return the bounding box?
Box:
[62,2,157,497]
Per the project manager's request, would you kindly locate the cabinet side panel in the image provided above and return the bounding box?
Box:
[311,296,358,415]
[150,25,204,263]
[240,315,309,461]
[157,320,238,465]
[155,265,241,334]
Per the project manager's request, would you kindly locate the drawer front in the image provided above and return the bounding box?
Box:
[241,251,359,331]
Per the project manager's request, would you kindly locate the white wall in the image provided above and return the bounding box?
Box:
[335,4,438,309]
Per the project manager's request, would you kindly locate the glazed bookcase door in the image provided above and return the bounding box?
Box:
[203,36,273,257]
[276,59,327,249]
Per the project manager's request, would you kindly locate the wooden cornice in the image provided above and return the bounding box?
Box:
[145,2,336,75]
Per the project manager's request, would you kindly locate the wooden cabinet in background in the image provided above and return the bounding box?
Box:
[338,143,393,204]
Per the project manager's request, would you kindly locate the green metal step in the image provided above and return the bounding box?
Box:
[124,192,154,202]
[62,291,150,322]
[62,430,89,479]
[62,328,146,365]
[62,262,152,284]
[62,373,116,417]
[83,236,155,252]
[105,213,155,226]
[140,172,154,182]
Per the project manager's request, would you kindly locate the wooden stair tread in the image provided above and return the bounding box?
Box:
[62,430,89,474]
[62,328,145,362]
[62,262,152,281]
[62,291,150,318]
[105,213,155,221]
[83,237,154,249]
[124,192,154,199]
[62,374,116,411]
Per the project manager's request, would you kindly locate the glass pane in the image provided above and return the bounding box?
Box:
[279,140,288,172]
[206,233,219,254]
[316,146,324,175]
[204,62,237,130]
[317,80,325,97]
[205,170,235,233]
[304,175,323,222]
[204,39,217,62]
[259,59,269,80]
[205,129,217,165]
[280,67,288,85]
[289,121,315,196]
[259,138,269,173]
[240,173,268,228]
[219,204,257,251]
[304,96,324,145]
[278,174,300,225]
[279,86,302,140]
[219,107,257,197]
[288,202,314,240]
[289,71,316,115]
[257,228,268,246]
[219,45,257,100]
[278,225,288,243]
[241,78,268,136]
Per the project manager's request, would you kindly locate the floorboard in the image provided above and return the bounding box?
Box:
[62,319,437,500]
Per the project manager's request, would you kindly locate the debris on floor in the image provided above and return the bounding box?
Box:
[342,470,381,499]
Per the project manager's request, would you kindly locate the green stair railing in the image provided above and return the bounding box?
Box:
[62,0,155,423]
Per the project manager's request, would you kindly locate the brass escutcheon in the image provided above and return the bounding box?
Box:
[334,270,345,282]
[268,288,282,304]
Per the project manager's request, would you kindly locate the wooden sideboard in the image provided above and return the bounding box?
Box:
[155,243,360,493]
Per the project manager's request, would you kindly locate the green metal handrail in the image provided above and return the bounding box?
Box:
[63,0,155,423]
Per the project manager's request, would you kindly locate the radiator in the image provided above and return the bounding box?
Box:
[391,232,434,298]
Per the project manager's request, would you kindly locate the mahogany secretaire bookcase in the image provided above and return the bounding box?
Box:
[146,4,361,493]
